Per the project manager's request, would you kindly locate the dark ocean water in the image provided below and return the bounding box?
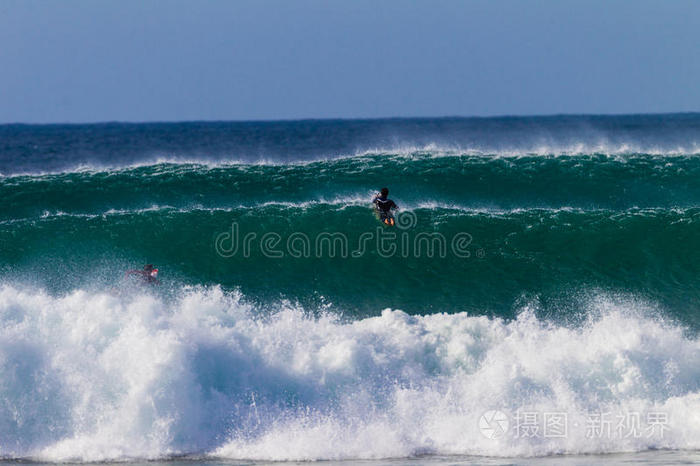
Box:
[1,115,700,462]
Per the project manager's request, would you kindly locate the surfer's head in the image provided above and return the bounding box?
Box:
[144,264,154,272]
[381,187,389,197]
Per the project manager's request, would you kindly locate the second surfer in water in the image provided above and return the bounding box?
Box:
[373,187,398,226]
[125,264,160,285]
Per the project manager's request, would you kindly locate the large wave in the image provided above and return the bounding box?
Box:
[4,155,700,322]
[6,153,700,220]
[0,285,698,461]
[2,114,699,174]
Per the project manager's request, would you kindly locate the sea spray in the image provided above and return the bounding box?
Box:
[0,285,699,460]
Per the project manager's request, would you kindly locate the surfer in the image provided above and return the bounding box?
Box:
[373,187,398,226]
[124,264,160,285]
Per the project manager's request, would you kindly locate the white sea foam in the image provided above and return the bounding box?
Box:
[0,285,699,461]
[2,141,700,178]
[15,202,699,226]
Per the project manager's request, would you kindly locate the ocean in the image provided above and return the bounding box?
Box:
[1,114,700,464]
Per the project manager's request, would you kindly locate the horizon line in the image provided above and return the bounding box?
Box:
[2,111,699,127]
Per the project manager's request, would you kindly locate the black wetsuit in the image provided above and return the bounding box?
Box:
[373,195,397,221]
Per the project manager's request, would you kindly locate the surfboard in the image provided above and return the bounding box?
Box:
[373,205,395,226]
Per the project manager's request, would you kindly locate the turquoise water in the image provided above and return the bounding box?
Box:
[5,154,700,324]
[1,115,700,462]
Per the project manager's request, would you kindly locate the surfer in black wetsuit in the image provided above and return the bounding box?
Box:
[373,187,398,226]
[125,264,160,285]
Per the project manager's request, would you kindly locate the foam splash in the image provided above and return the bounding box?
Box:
[0,285,699,461]
[4,143,700,178]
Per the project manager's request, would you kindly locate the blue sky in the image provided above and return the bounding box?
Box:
[1,0,698,123]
